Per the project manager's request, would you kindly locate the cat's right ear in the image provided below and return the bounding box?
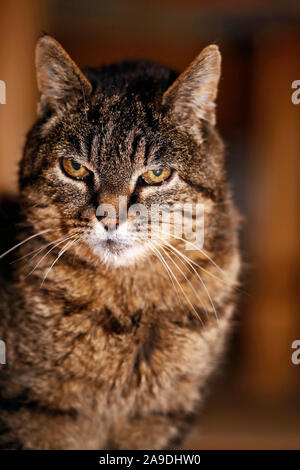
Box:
[35,35,92,115]
[162,45,221,143]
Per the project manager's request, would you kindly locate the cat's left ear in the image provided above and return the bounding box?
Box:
[162,45,221,142]
[35,35,92,115]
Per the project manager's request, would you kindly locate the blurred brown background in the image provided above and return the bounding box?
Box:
[0,0,299,449]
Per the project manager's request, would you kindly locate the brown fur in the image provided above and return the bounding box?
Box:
[0,36,241,449]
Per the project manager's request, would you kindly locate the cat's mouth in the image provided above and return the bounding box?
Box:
[88,230,147,268]
[85,217,149,267]
[99,238,131,254]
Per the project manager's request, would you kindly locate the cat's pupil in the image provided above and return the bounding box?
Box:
[71,160,81,171]
[153,169,163,177]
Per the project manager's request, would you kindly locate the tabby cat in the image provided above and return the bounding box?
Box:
[0,35,240,449]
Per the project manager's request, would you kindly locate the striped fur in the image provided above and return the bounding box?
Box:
[0,36,241,449]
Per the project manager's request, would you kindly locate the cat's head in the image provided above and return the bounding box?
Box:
[19,35,227,269]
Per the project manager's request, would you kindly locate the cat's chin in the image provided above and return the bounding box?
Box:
[89,239,148,268]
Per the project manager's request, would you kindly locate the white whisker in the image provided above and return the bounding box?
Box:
[148,241,182,306]
[0,228,53,260]
[156,229,228,279]
[157,243,205,324]
[151,228,237,290]
[41,237,80,287]
[151,241,203,325]
[26,233,78,278]
[160,239,218,323]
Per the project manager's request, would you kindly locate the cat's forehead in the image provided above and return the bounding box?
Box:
[63,95,174,170]
[88,90,159,129]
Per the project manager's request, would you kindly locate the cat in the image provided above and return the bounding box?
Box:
[0,35,241,450]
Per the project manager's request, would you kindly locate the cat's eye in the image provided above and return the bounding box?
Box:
[62,158,90,180]
[140,168,172,185]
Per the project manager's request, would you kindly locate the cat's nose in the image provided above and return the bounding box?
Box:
[96,215,121,231]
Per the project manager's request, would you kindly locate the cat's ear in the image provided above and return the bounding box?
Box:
[162,45,221,142]
[35,35,92,115]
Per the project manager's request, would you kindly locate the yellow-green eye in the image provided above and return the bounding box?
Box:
[62,158,90,180]
[140,168,172,185]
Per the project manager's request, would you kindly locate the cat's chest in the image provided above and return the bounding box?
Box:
[56,303,209,403]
